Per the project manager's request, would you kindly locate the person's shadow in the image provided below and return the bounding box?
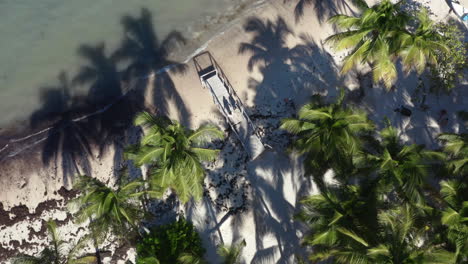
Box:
[223,96,232,115]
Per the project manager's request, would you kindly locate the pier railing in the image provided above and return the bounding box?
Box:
[193,51,263,141]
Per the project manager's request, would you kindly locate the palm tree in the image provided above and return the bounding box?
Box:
[437,132,468,176]
[68,175,145,263]
[178,254,207,264]
[326,0,409,87]
[280,90,373,182]
[398,8,448,74]
[358,124,444,205]
[296,182,379,262]
[440,180,468,263]
[326,1,447,89]
[126,111,224,203]
[137,257,161,264]
[300,197,456,263]
[217,239,247,264]
[11,220,96,264]
[363,204,455,264]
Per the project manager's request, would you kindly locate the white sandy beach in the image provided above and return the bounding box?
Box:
[1,0,467,263]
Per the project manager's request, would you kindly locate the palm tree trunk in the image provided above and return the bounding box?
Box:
[141,164,151,214]
[53,241,60,264]
[93,235,103,264]
[88,217,103,264]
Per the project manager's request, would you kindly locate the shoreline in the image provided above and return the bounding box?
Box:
[0,0,265,129]
[1,0,467,263]
[0,0,267,161]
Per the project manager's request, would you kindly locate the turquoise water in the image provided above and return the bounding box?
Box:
[0,0,256,128]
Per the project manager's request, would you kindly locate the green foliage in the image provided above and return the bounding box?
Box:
[429,21,467,92]
[10,220,97,264]
[217,239,246,264]
[296,183,378,253]
[280,90,374,182]
[294,106,468,263]
[126,111,224,203]
[298,182,457,263]
[438,132,468,176]
[136,218,206,264]
[326,0,448,88]
[357,124,445,204]
[440,180,468,262]
[68,174,144,246]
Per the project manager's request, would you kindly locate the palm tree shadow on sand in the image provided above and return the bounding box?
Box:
[28,8,192,188]
[73,43,145,174]
[247,151,311,264]
[114,8,191,126]
[30,72,94,186]
[239,17,295,106]
[284,0,356,23]
[240,16,339,108]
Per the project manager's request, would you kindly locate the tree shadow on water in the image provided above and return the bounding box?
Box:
[30,72,94,186]
[114,8,191,126]
[73,43,144,172]
[73,43,122,105]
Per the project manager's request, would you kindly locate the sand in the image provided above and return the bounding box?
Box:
[1,0,467,263]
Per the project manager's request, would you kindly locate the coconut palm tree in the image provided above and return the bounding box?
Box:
[126,111,224,203]
[357,124,444,205]
[296,182,379,262]
[280,90,373,182]
[325,0,409,88]
[217,239,247,264]
[363,204,456,264]
[68,174,145,263]
[300,198,456,264]
[178,254,207,264]
[440,180,468,263]
[327,1,447,89]
[398,8,449,75]
[11,220,96,264]
[437,132,468,176]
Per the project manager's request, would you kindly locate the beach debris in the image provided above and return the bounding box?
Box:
[394,105,412,117]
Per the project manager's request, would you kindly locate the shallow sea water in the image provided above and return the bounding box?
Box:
[0,0,256,127]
